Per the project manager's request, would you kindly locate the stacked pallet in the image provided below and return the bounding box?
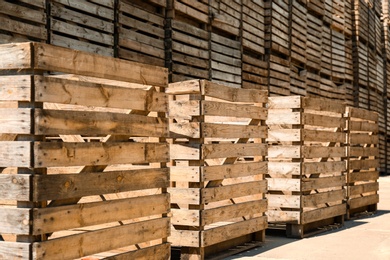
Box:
[167,0,210,83]
[117,0,166,66]
[383,0,390,174]
[0,42,170,259]
[346,107,379,219]
[49,0,115,56]
[168,80,268,259]
[267,96,346,238]
[242,0,268,91]
[0,0,47,44]
[210,0,242,88]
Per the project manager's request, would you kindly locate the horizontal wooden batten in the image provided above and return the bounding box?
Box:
[0,141,31,167]
[202,143,267,159]
[34,76,168,112]
[202,180,267,204]
[302,189,345,207]
[203,161,267,181]
[0,207,30,235]
[202,216,268,247]
[302,161,346,174]
[0,174,31,201]
[0,242,30,259]
[301,175,346,191]
[301,204,346,224]
[34,142,170,167]
[32,218,170,260]
[202,101,267,119]
[32,194,169,234]
[0,108,32,134]
[202,124,267,139]
[33,168,169,201]
[34,109,169,137]
[0,42,168,87]
[0,75,32,101]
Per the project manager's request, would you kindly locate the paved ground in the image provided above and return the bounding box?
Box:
[226,176,390,260]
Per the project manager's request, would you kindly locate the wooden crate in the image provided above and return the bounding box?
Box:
[210,0,241,36]
[118,0,166,66]
[353,0,369,44]
[49,0,115,56]
[307,13,322,71]
[346,107,379,219]
[345,38,354,82]
[332,29,346,81]
[269,54,291,96]
[0,0,47,44]
[242,0,265,55]
[242,50,268,91]
[167,80,268,259]
[169,0,210,83]
[290,64,307,96]
[0,42,170,259]
[354,41,369,87]
[264,0,290,57]
[321,26,332,77]
[291,1,307,65]
[267,96,346,238]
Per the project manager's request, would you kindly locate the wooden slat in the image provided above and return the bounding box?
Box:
[202,200,267,226]
[267,111,300,125]
[349,134,379,145]
[303,97,345,113]
[169,230,199,247]
[268,96,301,109]
[301,175,345,191]
[170,122,200,138]
[34,142,170,167]
[171,209,200,226]
[267,178,300,192]
[302,146,346,158]
[34,109,169,137]
[33,168,169,201]
[302,189,345,207]
[268,195,300,208]
[303,161,346,174]
[202,216,267,247]
[32,194,169,234]
[0,42,33,70]
[33,218,170,260]
[203,80,268,103]
[303,129,345,143]
[202,124,267,139]
[349,159,379,170]
[301,204,346,224]
[268,146,300,159]
[0,108,31,134]
[349,121,378,132]
[0,242,30,259]
[303,113,344,128]
[202,180,267,204]
[168,188,200,205]
[268,162,301,177]
[0,141,31,167]
[267,210,300,223]
[109,243,170,260]
[166,80,201,95]
[202,143,267,159]
[0,174,31,201]
[349,147,379,157]
[51,0,114,20]
[348,107,379,122]
[0,75,31,101]
[349,182,379,196]
[268,129,301,142]
[203,161,267,181]
[170,166,200,182]
[349,194,379,209]
[35,76,168,112]
[0,208,30,235]
[203,101,267,119]
[349,171,379,183]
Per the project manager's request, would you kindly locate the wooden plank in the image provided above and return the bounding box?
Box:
[302,190,345,207]
[349,121,378,132]
[303,161,346,174]
[268,146,300,159]
[202,143,267,159]
[267,178,300,192]
[0,242,30,259]
[202,200,267,226]
[268,96,301,110]
[268,162,301,177]
[33,168,169,201]
[0,207,30,235]
[170,122,200,138]
[51,0,114,20]
[0,15,47,40]
[34,142,170,167]
[0,174,31,201]
[203,80,268,103]
[203,161,267,181]
[203,101,267,120]
[348,107,379,122]
[0,109,31,134]
[202,216,267,247]
[268,129,301,142]
[349,134,379,145]
[301,204,346,224]
[268,195,300,208]
[0,75,31,101]
[302,147,346,158]
[34,109,169,137]
[349,159,379,170]
[171,209,200,226]
[169,229,199,247]
[349,182,379,196]
[169,100,200,118]
[32,194,169,234]
[203,124,267,139]
[0,43,32,70]
[170,144,200,160]
[168,188,200,205]
[349,171,379,183]
[267,210,300,223]
[303,97,345,114]
[301,175,346,191]
[349,194,379,209]
[0,141,31,167]
[170,166,200,182]
[349,147,379,157]
[36,43,167,86]
[267,111,300,125]
[33,218,170,260]
[109,243,170,260]
[35,76,168,112]
[202,180,267,204]
[303,113,344,128]
[303,130,345,143]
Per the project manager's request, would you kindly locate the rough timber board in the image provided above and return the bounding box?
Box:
[32,218,170,260]
[0,242,30,259]
[0,42,168,87]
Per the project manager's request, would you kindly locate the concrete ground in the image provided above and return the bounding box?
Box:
[226,176,390,260]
